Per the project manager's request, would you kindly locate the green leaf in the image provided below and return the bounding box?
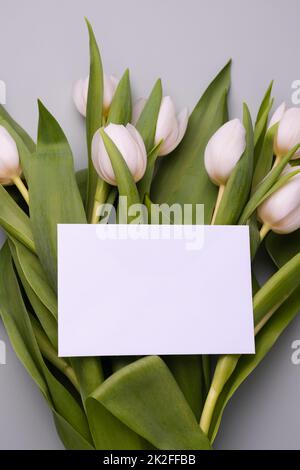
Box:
[0,244,48,397]
[85,19,107,220]
[86,398,149,450]
[137,141,162,201]
[253,252,300,330]
[253,81,273,166]
[215,103,254,225]
[107,69,132,125]
[136,79,162,153]
[255,81,273,124]
[53,412,95,450]
[9,239,58,348]
[239,143,300,224]
[76,168,88,206]
[29,101,86,291]
[0,243,93,446]
[0,184,35,252]
[164,355,204,420]
[248,214,260,260]
[151,61,231,223]
[92,356,211,450]
[8,237,57,318]
[252,123,278,189]
[208,287,300,442]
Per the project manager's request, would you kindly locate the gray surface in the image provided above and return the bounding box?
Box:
[0,0,300,450]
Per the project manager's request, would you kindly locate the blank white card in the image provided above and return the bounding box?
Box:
[58,225,254,357]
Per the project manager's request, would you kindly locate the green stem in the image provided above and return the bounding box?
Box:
[259,223,271,241]
[200,252,300,435]
[90,179,110,224]
[12,176,29,204]
[273,154,281,168]
[32,320,79,392]
[211,185,225,224]
[200,355,239,434]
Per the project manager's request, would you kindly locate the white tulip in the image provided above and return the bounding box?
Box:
[204,119,246,186]
[268,102,286,129]
[92,123,147,185]
[132,96,188,156]
[0,125,21,184]
[272,106,300,159]
[258,165,300,234]
[72,73,119,117]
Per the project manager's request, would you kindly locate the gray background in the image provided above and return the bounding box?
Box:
[0,0,299,449]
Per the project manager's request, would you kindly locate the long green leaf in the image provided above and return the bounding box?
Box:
[137,141,162,201]
[91,356,211,450]
[107,69,132,125]
[0,244,48,397]
[215,103,254,225]
[253,81,273,166]
[0,184,35,252]
[252,123,278,189]
[151,61,231,223]
[9,239,58,348]
[85,19,106,220]
[164,355,204,420]
[86,398,149,450]
[53,412,95,450]
[29,101,86,291]
[0,243,92,445]
[136,79,162,153]
[8,237,57,317]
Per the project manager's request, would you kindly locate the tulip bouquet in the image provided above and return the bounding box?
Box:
[0,19,300,450]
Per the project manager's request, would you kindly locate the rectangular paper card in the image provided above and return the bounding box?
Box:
[58,224,255,357]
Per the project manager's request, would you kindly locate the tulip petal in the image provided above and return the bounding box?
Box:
[268,102,286,129]
[204,119,246,186]
[155,96,177,149]
[272,204,300,234]
[0,126,21,180]
[258,166,300,229]
[72,77,88,117]
[158,107,189,156]
[103,74,119,112]
[276,107,300,158]
[126,124,147,181]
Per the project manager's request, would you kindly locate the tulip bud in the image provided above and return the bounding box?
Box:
[258,166,300,234]
[132,96,188,156]
[273,107,300,159]
[204,119,246,186]
[92,123,147,185]
[72,74,119,117]
[0,125,21,184]
[268,102,286,129]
